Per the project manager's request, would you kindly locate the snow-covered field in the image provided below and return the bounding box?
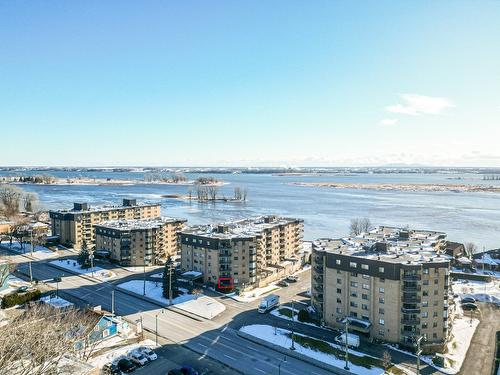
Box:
[0,241,59,260]
[40,295,74,309]
[89,339,158,369]
[239,324,385,375]
[230,283,280,302]
[452,279,500,303]
[49,259,116,281]
[117,280,225,319]
[0,275,30,296]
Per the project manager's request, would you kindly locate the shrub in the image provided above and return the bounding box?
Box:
[297,309,309,322]
[1,289,41,309]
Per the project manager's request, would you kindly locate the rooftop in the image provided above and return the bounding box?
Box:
[96,216,186,231]
[50,199,160,215]
[313,226,450,265]
[181,215,303,239]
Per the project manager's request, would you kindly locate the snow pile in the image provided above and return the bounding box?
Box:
[175,295,225,319]
[89,339,157,369]
[231,283,280,302]
[49,260,116,281]
[1,241,58,260]
[182,271,202,277]
[239,324,385,375]
[452,279,500,304]
[150,273,163,278]
[40,295,74,309]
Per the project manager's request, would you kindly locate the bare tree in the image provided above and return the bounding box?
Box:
[192,288,203,300]
[187,188,193,200]
[208,186,218,201]
[465,242,477,258]
[0,185,23,218]
[234,187,242,200]
[382,350,392,372]
[242,188,248,201]
[7,216,28,247]
[350,217,371,236]
[23,192,39,213]
[0,304,100,375]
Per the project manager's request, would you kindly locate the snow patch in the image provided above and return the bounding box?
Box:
[49,260,116,281]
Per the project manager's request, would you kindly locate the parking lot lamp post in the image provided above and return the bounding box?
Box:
[344,318,350,371]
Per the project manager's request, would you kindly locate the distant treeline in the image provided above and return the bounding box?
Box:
[12,174,56,184]
[483,175,500,181]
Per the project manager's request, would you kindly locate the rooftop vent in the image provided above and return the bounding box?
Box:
[123,198,137,207]
[74,202,89,211]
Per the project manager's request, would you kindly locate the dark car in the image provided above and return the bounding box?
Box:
[461,302,478,311]
[461,296,476,304]
[117,358,136,373]
[277,280,289,287]
[102,363,121,375]
[167,366,198,375]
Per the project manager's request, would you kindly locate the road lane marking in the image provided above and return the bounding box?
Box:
[223,354,236,360]
[197,343,208,348]
[254,368,266,374]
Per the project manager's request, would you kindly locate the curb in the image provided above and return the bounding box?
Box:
[237,331,354,375]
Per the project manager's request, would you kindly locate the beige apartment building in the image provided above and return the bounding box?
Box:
[95,217,186,266]
[49,199,161,249]
[311,226,451,353]
[179,215,304,289]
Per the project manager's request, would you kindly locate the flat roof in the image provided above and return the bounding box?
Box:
[50,202,160,215]
[95,217,186,231]
[180,215,303,240]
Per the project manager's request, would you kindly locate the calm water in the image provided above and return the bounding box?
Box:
[2,171,500,249]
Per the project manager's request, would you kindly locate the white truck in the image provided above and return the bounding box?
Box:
[258,294,280,313]
[334,333,360,348]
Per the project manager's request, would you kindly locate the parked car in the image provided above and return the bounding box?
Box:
[277,280,289,287]
[117,358,136,373]
[16,286,30,293]
[461,296,476,304]
[167,366,198,375]
[129,350,148,366]
[102,363,121,375]
[138,347,158,361]
[461,302,478,310]
[286,275,299,282]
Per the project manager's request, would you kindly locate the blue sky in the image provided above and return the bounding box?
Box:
[1,1,499,166]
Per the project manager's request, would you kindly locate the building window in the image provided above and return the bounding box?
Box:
[423,291,429,297]
[362,274,370,279]
[336,259,341,265]
[379,308,384,314]
[362,304,368,311]
[378,329,385,336]
[350,301,358,308]
[379,297,385,304]
[434,279,438,285]
[423,280,429,286]
[433,311,438,317]
[423,268,429,274]
[422,312,428,318]
[434,290,439,296]
[351,272,358,277]
[422,323,428,329]
[350,262,357,268]
[337,298,342,303]
[336,307,342,314]
[362,294,368,300]
[350,281,358,288]
[433,301,438,306]
[433,333,438,339]
[379,319,385,325]
[422,301,428,307]
[433,321,438,328]
[350,291,358,298]
[350,312,358,318]
[337,278,342,284]
[379,287,385,293]
[361,264,369,270]
[379,266,384,273]
[337,288,342,294]
[362,284,370,290]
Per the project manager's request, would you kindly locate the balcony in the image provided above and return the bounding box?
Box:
[402,284,421,292]
[401,328,421,336]
[402,294,421,303]
[403,274,421,281]
[401,317,421,325]
[401,306,421,314]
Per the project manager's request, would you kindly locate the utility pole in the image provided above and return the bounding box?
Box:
[30,229,33,257]
[90,251,94,278]
[169,262,173,305]
[29,261,33,284]
[289,322,296,350]
[143,253,146,296]
[415,335,423,375]
[278,355,286,375]
[111,288,115,316]
[344,318,350,371]
[155,309,164,346]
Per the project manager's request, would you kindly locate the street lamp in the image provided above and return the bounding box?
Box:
[414,335,424,375]
[278,355,287,375]
[155,309,165,345]
[289,322,296,350]
[89,251,95,278]
[344,317,350,371]
[111,288,115,316]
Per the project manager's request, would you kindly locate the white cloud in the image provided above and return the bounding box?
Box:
[386,94,454,116]
[379,118,399,126]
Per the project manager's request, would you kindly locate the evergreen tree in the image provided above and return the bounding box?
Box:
[77,241,91,269]
[162,257,179,300]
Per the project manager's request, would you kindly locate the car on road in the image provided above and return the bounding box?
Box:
[461,302,479,310]
[167,366,199,375]
[16,286,30,293]
[129,350,148,366]
[461,296,476,304]
[286,275,299,282]
[117,358,136,373]
[277,280,289,287]
[138,347,158,361]
[102,363,121,375]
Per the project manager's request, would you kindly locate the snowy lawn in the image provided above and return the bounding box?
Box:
[175,296,225,319]
[270,306,324,329]
[1,241,59,260]
[49,259,116,281]
[240,324,391,375]
[40,295,74,309]
[452,279,500,304]
[150,273,163,278]
[231,283,280,302]
[89,338,158,369]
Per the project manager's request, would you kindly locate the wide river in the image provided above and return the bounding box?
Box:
[2,171,499,250]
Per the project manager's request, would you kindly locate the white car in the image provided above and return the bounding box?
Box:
[129,350,148,366]
[139,347,158,361]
